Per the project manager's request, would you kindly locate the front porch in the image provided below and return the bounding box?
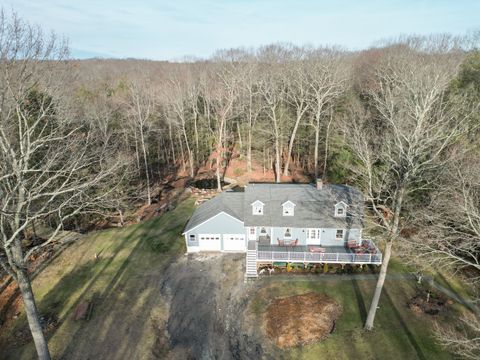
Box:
[245,239,382,278]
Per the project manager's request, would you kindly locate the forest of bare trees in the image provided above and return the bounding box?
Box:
[1,11,480,360]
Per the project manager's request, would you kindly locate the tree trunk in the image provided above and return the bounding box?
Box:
[139,127,151,205]
[247,127,252,174]
[237,122,243,153]
[16,267,51,359]
[365,186,404,330]
[181,124,194,178]
[118,208,124,227]
[322,110,333,180]
[216,115,225,192]
[274,135,281,183]
[168,122,176,165]
[364,241,393,330]
[314,124,320,180]
[283,109,305,177]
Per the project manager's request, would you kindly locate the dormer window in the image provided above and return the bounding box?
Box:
[251,200,264,215]
[335,201,348,217]
[282,201,295,216]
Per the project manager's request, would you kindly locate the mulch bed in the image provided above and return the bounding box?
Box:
[264,292,342,348]
[408,290,452,315]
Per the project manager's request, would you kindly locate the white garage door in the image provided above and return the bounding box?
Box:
[198,234,221,251]
[223,234,246,251]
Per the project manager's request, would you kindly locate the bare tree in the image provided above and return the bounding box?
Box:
[164,70,196,177]
[0,11,121,359]
[126,78,156,205]
[345,36,468,330]
[305,48,349,179]
[236,53,264,174]
[283,47,310,176]
[257,45,290,182]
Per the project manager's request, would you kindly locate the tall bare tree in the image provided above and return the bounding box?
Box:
[0,12,121,359]
[126,78,156,205]
[306,48,349,179]
[345,36,468,330]
[283,47,310,176]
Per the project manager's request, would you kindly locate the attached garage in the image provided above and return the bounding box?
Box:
[198,234,221,251]
[223,234,246,252]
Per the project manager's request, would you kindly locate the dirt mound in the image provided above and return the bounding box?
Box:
[265,292,342,348]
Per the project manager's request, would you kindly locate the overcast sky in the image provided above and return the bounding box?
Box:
[2,0,479,60]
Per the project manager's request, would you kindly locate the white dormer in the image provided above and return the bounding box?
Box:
[282,200,296,216]
[251,200,265,215]
[335,201,348,217]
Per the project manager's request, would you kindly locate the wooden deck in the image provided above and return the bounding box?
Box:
[254,240,382,265]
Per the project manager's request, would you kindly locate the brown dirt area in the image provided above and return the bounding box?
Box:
[265,292,342,348]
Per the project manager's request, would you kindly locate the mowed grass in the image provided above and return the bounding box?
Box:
[252,262,470,360]
[0,197,195,360]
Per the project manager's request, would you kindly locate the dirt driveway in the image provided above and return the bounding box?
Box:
[159,253,271,360]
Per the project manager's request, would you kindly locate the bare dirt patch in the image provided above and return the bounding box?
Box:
[408,290,452,315]
[265,292,342,348]
[159,253,267,359]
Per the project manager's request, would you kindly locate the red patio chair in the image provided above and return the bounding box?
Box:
[347,240,360,249]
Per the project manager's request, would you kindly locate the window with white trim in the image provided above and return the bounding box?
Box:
[189,234,196,242]
[252,200,264,215]
[335,202,347,217]
[282,201,295,216]
[335,229,344,240]
[249,227,256,235]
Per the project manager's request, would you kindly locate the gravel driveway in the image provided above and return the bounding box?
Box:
[160,253,269,360]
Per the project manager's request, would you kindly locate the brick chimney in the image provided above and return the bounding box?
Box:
[316,178,323,190]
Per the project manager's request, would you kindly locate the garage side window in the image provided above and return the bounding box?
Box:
[189,234,196,243]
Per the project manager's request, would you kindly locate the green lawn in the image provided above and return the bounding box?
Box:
[0,197,195,359]
[251,262,469,360]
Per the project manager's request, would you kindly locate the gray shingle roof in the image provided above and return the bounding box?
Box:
[183,191,244,233]
[243,183,363,228]
[183,183,364,233]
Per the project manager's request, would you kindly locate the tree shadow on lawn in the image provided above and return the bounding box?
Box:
[382,286,428,360]
[9,217,181,360]
[351,277,368,324]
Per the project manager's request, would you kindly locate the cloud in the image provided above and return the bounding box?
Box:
[1,0,478,60]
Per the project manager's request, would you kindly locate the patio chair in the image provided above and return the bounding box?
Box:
[347,240,360,249]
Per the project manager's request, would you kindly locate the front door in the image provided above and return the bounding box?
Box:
[306,228,321,245]
[248,227,256,241]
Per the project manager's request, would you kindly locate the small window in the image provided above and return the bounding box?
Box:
[336,229,344,240]
[249,227,256,235]
[284,228,292,238]
[282,201,295,216]
[335,202,347,217]
[253,204,263,215]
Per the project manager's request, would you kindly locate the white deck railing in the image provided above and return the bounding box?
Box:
[256,239,382,265]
